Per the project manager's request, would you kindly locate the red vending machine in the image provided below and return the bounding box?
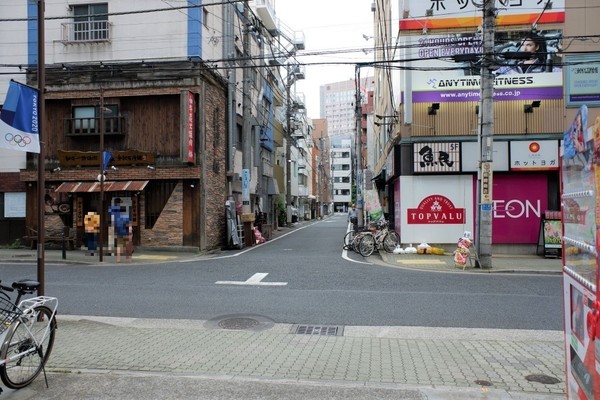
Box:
[562,105,600,399]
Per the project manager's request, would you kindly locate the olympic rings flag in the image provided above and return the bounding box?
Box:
[0,81,40,153]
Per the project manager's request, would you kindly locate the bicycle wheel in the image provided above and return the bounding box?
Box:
[383,231,400,253]
[358,233,375,257]
[0,305,56,389]
[351,233,364,253]
[343,231,354,250]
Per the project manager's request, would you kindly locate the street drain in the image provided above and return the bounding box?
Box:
[218,317,259,330]
[292,325,344,336]
[474,380,493,387]
[525,374,561,384]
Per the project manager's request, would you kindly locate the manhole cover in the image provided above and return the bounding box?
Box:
[218,317,259,330]
[292,325,344,336]
[204,314,275,332]
[474,380,493,387]
[525,374,561,384]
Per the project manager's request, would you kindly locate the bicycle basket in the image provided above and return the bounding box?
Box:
[0,297,21,334]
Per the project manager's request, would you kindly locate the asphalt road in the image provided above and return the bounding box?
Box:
[0,215,563,330]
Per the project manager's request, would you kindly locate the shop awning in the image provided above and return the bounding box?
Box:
[55,180,149,193]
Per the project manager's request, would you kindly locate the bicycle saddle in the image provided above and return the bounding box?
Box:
[12,280,40,292]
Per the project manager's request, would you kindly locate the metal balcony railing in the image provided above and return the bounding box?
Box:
[64,116,125,137]
[61,21,110,43]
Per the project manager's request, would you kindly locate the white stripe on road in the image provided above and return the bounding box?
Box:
[216,272,288,286]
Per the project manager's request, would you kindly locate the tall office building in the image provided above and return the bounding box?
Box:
[319,78,374,212]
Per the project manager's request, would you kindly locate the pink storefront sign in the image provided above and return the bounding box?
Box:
[492,173,548,243]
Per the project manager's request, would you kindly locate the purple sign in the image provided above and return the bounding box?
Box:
[492,173,548,244]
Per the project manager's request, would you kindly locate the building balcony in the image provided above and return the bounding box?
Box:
[64,116,126,137]
[255,0,278,34]
[61,21,111,43]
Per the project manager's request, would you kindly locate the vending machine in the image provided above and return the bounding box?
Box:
[562,105,600,399]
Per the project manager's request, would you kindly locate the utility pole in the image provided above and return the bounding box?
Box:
[241,1,252,215]
[354,65,364,229]
[36,0,46,295]
[98,88,105,262]
[285,71,292,224]
[224,0,235,197]
[477,0,496,268]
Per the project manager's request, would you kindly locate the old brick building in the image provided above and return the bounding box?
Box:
[20,61,228,251]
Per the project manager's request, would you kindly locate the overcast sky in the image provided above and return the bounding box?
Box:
[272,0,376,119]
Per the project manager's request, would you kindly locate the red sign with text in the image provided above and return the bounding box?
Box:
[407,195,466,224]
[187,91,195,164]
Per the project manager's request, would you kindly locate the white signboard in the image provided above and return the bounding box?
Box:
[510,140,559,171]
[399,175,474,244]
[461,141,509,172]
[4,192,26,218]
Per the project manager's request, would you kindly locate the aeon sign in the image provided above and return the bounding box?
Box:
[492,199,542,219]
[407,195,465,224]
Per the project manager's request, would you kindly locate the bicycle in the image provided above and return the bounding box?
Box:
[372,220,400,253]
[0,279,57,391]
[343,228,375,257]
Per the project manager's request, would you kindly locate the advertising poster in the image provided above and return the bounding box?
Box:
[538,217,562,258]
[409,30,563,104]
[364,189,384,222]
[565,54,600,107]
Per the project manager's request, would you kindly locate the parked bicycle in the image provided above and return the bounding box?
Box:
[344,228,375,257]
[372,219,400,253]
[0,279,57,391]
[343,219,400,257]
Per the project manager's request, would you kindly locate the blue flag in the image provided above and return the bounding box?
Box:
[102,150,113,172]
[0,81,40,153]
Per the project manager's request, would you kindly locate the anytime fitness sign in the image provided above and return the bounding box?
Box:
[407,195,465,224]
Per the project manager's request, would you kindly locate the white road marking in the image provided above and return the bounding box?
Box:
[216,272,288,286]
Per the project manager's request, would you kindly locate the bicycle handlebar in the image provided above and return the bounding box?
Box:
[0,283,14,293]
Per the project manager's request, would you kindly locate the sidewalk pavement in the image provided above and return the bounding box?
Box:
[0,229,565,399]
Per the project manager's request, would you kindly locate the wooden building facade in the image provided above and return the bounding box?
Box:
[19,60,229,251]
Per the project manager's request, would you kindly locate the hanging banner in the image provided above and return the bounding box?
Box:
[0,80,40,153]
[364,189,384,222]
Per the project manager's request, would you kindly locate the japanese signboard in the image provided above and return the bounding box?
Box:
[58,150,155,167]
[413,142,460,173]
[399,0,565,30]
[509,140,559,171]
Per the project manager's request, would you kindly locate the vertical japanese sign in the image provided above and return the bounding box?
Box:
[187,91,195,164]
[481,162,492,204]
[0,81,40,153]
[242,169,250,206]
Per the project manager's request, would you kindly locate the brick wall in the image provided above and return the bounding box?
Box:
[0,172,27,192]
[141,182,184,247]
